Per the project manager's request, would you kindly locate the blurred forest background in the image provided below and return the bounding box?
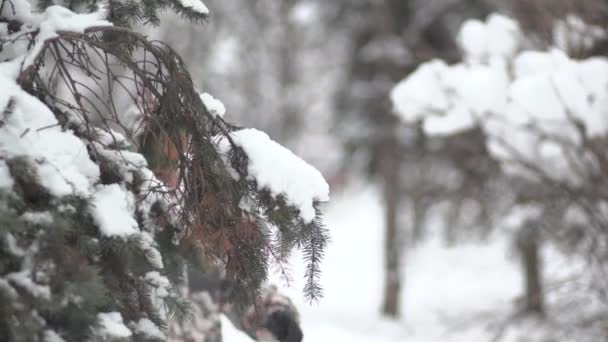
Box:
[154,0,608,341]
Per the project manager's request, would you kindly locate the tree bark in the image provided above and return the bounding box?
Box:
[517,225,545,315]
[411,198,427,243]
[381,145,402,318]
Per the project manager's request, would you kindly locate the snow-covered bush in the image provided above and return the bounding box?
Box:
[0,0,328,340]
[392,14,608,183]
[391,13,608,338]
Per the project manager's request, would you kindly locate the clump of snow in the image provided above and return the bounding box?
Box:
[90,184,139,237]
[4,233,25,257]
[20,211,54,225]
[7,271,51,300]
[144,271,172,321]
[200,92,226,118]
[43,330,66,342]
[144,271,171,298]
[134,318,166,340]
[95,142,148,183]
[139,232,164,269]
[97,312,133,338]
[553,15,606,54]
[94,128,128,147]
[217,129,330,223]
[390,60,450,123]
[177,0,210,15]
[458,14,521,63]
[22,6,112,70]
[0,74,100,197]
[0,160,14,190]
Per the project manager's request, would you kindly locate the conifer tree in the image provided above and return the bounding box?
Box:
[0,0,329,340]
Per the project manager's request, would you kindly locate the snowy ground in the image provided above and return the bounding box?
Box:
[224,185,526,341]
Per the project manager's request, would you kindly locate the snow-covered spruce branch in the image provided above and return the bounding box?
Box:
[0,1,329,340]
[22,14,329,300]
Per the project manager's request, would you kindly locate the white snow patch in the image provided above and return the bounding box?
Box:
[390,60,449,123]
[269,186,522,342]
[134,318,166,340]
[4,233,25,257]
[0,160,13,190]
[139,232,164,269]
[23,5,112,69]
[144,271,172,321]
[7,270,51,300]
[177,0,209,15]
[97,312,133,338]
[0,160,15,190]
[221,315,255,342]
[43,330,66,342]
[20,211,54,225]
[217,129,329,223]
[90,184,139,237]
[144,271,171,298]
[458,14,521,63]
[553,15,606,53]
[200,92,226,118]
[96,144,148,183]
[0,74,100,197]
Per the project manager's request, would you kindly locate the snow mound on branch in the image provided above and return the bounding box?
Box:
[390,60,450,123]
[177,0,210,15]
[139,232,164,269]
[218,129,329,223]
[200,92,226,117]
[0,74,100,197]
[553,15,606,53]
[21,211,54,225]
[144,271,172,321]
[97,312,133,338]
[134,318,166,340]
[458,14,521,62]
[90,184,139,238]
[43,330,66,342]
[0,160,14,190]
[7,270,51,299]
[16,5,112,72]
[391,14,608,182]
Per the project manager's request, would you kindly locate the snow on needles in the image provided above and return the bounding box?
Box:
[134,318,166,340]
[177,0,210,15]
[218,129,329,223]
[21,5,112,72]
[90,184,139,238]
[200,92,226,117]
[97,312,133,338]
[0,73,100,197]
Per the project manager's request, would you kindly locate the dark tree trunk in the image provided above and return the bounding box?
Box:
[517,225,545,315]
[382,167,401,318]
[381,142,402,318]
[411,198,427,243]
